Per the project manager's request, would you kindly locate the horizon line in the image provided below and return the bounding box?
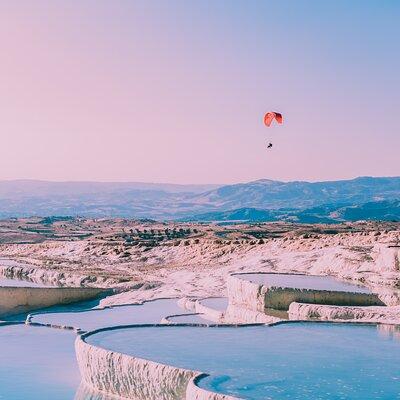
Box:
[0,175,399,186]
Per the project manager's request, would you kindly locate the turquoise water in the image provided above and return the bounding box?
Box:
[0,298,185,399]
[2,296,105,323]
[239,273,371,293]
[0,322,115,400]
[0,323,79,399]
[87,323,400,400]
[30,298,186,330]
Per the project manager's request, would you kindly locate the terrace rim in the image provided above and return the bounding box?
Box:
[76,320,399,400]
[227,272,385,313]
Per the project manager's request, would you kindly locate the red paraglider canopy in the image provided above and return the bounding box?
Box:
[263,112,283,127]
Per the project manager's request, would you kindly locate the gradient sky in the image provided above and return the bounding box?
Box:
[0,1,398,184]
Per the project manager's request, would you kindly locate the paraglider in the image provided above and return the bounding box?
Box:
[263,112,283,127]
[263,111,283,149]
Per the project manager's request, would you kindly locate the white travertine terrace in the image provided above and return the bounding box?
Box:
[76,330,197,400]
[0,286,108,317]
[224,303,278,324]
[289,302,400,324]
[0,262,112,289]
[225,272,400,326]
[177,296,276,324]
[71,272,400,399]
[227,274,264,313]
[73,287,275,400]
[177,297,197,312]
[194,299,225,323]
[76,327,237,400]
[227,273,384,315]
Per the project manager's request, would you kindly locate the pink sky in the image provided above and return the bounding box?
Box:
[0,1,398,184]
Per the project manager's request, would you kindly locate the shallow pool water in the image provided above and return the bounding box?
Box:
[166,313,210,324]
[239,273,371,293]
[200,297,229,311]
[0,323,116,400]
[87,322,400,400]
[0,298,187,399]
[0,323,79,399]
[31,298,187,330]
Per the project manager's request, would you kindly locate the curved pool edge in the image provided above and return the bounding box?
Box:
[75,320,400,400]
[195,298,225,323]
[76,325,200,400]
[75,323,267,400]
[27,296,182,331]
[177,297,229,323]
[186,373,241,400]
[178,294,279,325]
[161,313,210,325]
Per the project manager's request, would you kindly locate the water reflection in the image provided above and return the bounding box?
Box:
[238,273,372,293]
[74,383,121,400]
[377,324,400,341]
[31,298,188,331]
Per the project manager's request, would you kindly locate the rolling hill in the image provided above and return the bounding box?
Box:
[0,177,398,221]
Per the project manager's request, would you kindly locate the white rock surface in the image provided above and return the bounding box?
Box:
[0,286,107,317]
[1,230,400,305]
[289,301,400,324]
[76,332,200,400]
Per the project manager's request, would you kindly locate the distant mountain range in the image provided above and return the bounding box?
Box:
[0,177,399,222]
[186,200,400,224]
[190,177,400,210]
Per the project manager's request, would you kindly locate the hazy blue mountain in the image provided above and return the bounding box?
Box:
[0,180,221,219]
[190,177,400,211]
[185,208,279,222]
[0,180,219,196]
[334,199,400,222]
[0,177,398,221]
[187,200,400,224]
